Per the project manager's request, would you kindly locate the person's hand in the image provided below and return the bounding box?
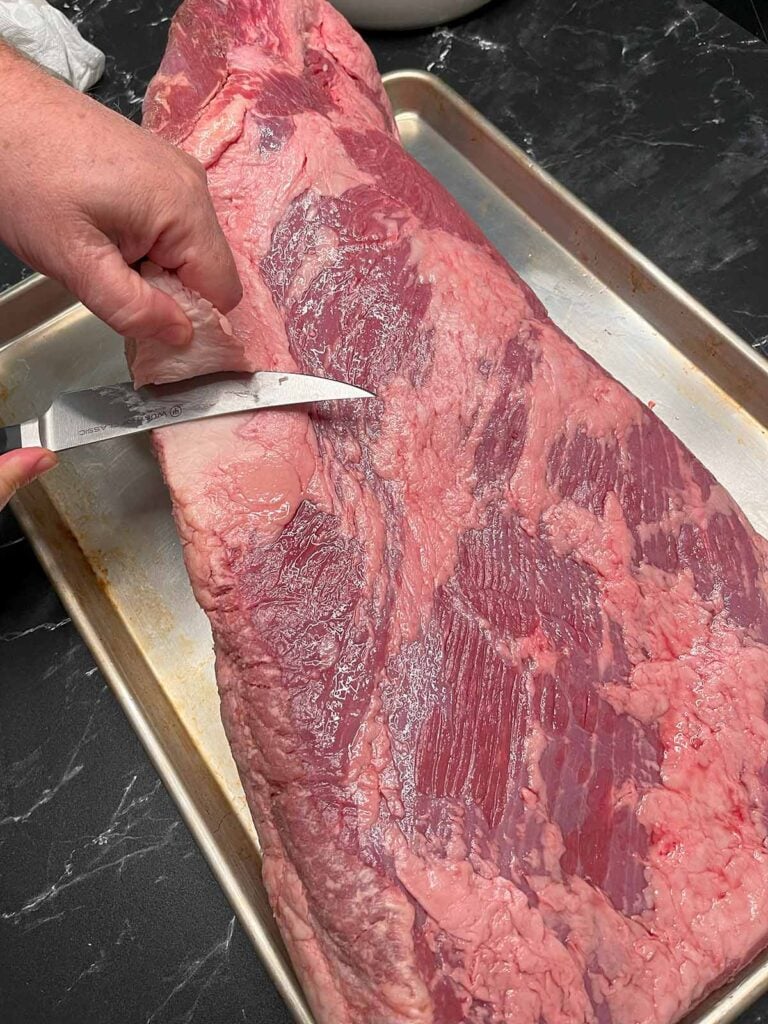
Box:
[0,449,57,509]
[0,44,242,502]
[0,42,242,348]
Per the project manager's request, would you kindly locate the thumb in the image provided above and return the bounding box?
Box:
[70,236,193,347]
[0,449,58,509]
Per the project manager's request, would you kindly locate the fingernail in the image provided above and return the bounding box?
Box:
[155,322,192,347]
[33,453,58,477]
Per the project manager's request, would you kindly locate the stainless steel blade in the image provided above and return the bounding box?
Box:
[28,371,374,452]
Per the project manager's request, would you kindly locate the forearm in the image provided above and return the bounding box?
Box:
[0,35,49,87]
[0,41,98,253]
[0,39,87,158]
[0,42,240,343]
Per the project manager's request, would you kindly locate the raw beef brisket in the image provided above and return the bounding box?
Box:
[136,2,768,1022]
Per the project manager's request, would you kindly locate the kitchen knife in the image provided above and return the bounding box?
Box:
[0,370,374,454]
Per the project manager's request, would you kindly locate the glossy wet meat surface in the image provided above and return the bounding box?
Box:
[135,2,768,1021]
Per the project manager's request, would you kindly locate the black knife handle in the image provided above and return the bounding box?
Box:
[0,424,22,455]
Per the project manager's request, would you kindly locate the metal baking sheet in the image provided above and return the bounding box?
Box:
[2,69,768,1024]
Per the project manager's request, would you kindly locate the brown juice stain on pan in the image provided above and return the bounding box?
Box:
[629,263,654,295]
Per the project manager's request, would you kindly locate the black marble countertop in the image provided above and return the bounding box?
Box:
[1,1,767,1022]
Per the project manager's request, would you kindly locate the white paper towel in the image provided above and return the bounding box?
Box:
[0,0,104,91]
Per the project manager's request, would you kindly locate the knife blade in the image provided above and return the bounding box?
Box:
[0,370,374,455]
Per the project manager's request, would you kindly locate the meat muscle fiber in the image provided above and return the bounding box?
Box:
[134,3,768,1022]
